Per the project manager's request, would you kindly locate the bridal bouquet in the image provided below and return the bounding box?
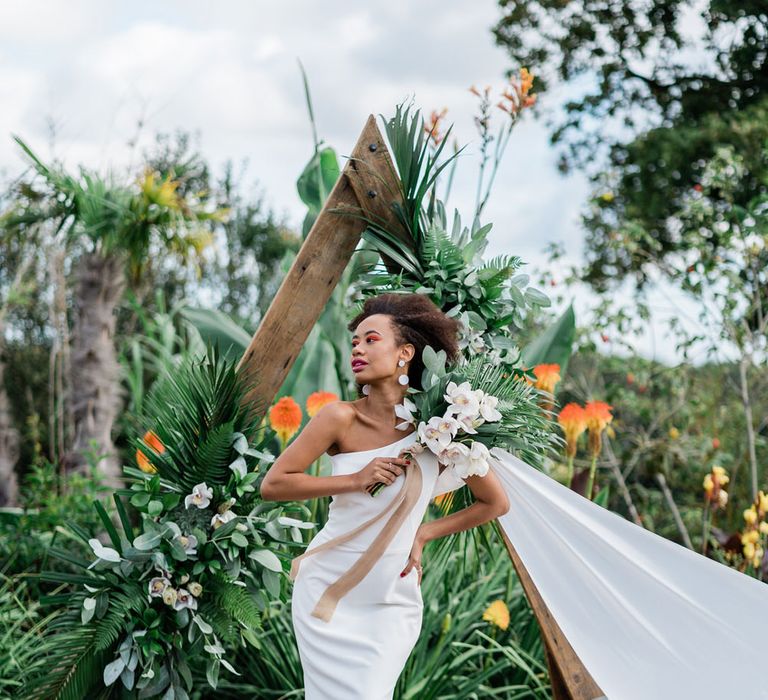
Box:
[371,346,528,495]
[398,380,501,478]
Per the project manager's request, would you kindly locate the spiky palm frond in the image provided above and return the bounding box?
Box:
[22,615,109,700]
[378,102,462,246]
[134,344,266,492]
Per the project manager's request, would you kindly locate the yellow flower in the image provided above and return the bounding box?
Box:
[703,465,729,509]
[759,522,768,535]
[744,507,758,525]
[600,192,614,203]
[482,599,510,631]
[741,530,759,545]
[306,391,340,418]
[758,491,768,516]
[268,396,303,445]
[668,427,680,440]
[744,541,755,559]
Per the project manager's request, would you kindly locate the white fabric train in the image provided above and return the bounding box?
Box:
[482,446,768,700]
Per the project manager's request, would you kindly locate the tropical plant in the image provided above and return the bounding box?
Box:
[354,103,555,376]
[2,137,227,486]
[20,347,314,699]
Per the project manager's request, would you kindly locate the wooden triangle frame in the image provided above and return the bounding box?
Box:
[237,115,605,700]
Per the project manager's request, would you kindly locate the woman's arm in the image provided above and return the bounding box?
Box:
[416,466,510,545]
[260,402,358,502]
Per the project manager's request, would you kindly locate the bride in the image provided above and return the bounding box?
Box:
[261,292,768,700]
[260,292,510,699]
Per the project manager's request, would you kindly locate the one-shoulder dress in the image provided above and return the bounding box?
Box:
[290,432,465,699]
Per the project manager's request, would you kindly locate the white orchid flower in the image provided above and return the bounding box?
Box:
[211,509,237,529]
[217,497,237,514]
[394,396,418,431]
[418,417,453,454]
[88,538,120,564]
[469,333,486,354]
[173,588,198,611]
[479,393,502,422]
[148,577,171,598]
[456,412,481,434]
[175,534,198,556]
[408,441,425,454]
[184,482,213,510]
[467,440,491,477]
[444,381,481,418]
[438,441,471,477]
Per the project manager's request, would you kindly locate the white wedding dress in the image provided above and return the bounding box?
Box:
[290,432,768,700]
[290,431,463,700]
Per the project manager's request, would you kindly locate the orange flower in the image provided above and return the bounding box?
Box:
[498,67,536,117]
[143,430,165,454]
[136,449,157,474]
[557,403,587,458]
[136,429,164,474]
[424,108,448,146]
[269,396,303,444]
[533,363,561,395]
[583,400,613,457]
[306,391,339,418]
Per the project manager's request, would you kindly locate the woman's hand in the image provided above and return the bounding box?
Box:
[354,454,411,494]
[400,531,425,585]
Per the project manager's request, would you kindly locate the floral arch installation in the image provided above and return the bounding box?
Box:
[235,115,605,700]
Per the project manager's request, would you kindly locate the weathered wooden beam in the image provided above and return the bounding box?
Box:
[498,526,605,700]
[235,114,407,418]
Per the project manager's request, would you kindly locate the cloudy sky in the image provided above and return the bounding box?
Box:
[0,0,719,366]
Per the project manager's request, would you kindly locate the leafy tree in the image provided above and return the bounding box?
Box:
[493,1,768,286]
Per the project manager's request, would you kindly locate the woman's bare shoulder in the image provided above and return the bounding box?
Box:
[315,399,357,426]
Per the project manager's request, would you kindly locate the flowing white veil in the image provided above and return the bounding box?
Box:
[431,447,768,700]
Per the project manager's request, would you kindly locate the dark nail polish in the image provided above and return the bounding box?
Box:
[400,572,405,577]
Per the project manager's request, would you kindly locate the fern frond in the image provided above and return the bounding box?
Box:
[210,580,264,633]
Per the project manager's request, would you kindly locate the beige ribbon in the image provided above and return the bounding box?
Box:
[290,455,423,622]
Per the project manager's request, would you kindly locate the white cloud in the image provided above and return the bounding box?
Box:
[0,0,719,366]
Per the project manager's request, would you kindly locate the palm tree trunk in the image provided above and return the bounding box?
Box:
[63,251,126,489]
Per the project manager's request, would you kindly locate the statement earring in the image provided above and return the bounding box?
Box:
[397,359,409,386]
[362,384,371,395]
